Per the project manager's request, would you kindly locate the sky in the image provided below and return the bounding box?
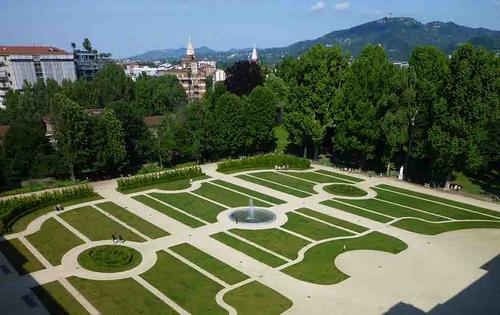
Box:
[1,0,500,58]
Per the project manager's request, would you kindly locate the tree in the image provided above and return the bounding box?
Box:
[92,63,134,107]
[83,38,92,52]
[212,92,247,157]
[264,75,289,122]
[224,60,263,96]
[429,44,496,189]
[153,115,176,169]
[61,79,98,108]
[134,75,187,115]
[244,86,277,153]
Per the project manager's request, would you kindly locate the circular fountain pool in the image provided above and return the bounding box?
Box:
[228,197,276,224]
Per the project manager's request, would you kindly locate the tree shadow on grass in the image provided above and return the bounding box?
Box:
[0,238,30,275]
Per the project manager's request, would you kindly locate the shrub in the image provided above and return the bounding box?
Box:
[217,154,310,173]
[117,166,204,191]
[0,185,96,234]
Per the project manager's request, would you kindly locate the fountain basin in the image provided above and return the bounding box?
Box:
[228,207,276,224]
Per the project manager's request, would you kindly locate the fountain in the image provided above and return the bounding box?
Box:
[228,197,276,224]
[247,197,255,220]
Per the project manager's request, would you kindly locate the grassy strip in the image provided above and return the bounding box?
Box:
[224,281,293,315]
[283,212,353,240]
[211,180,285,205]
[9,195,102,234]
[392,219,500,235]
[59,206,144,242]
[141,251,226,315]
[78,245,142,273]
[316,170,364,182]
[32,281,89,315]
[320,200,392,223]
[26,218,84,266]
[230,228,310,260]
[120,176,209,194]
[211,232,286,267]
[283,232,407,284]
[68,276,177,314]
[0,179,89,198]
[237,175,309,198]
[217,153,310,173]
[341,199,445,222]
[171,243,248,285]
[149,192,225,223]
[132,195,204,228]
[250,172,316,194]
[374,189,494,221]
[324,184,367,197]
[377,184,500,219]
[295,208,368,233]
[0,238,44,274]
[193,183,272,208]
[96,202,169,239]
[281,171,351,184]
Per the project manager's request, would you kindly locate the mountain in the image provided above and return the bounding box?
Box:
[127,17,500,64]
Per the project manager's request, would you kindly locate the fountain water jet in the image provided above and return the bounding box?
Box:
[228,197,276,225]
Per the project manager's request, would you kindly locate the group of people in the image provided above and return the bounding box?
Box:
[275,165,290,170]
[112,234,125,243]
[54,204,64,211]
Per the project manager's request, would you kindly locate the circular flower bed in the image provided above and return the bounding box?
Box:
[324,184,368,197]
[78,245,142,273]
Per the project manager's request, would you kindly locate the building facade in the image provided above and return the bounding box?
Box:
[73,49,112,81]
[0,46,77,107]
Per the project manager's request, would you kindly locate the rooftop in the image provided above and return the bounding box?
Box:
[0,46,71,55]
[143,115,163,127]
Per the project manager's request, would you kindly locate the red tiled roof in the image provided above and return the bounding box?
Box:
[0,125,9,138]
[143,116,163,127]
[0,46,71,55]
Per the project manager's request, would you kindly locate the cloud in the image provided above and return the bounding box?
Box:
[311,0,325,12]
[334,1,349,11]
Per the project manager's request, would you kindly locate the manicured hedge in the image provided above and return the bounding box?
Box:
[217,154,310,173]
[117,166,204,191]
[0,185,96,234]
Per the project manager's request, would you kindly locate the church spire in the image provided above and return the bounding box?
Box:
[186,34,195,57]
[251,43,258,62]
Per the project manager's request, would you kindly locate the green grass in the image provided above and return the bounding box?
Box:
[283,232,407,284]
[96,202,169,239]
[133,195,204,228]
[141,251,226,315]
[250,172,316,194]
[224,281,293,315]
[316,169,364,182]
[9,195,103,233]
[0,179,89,198]
[321,200,393,223]
[78,245,142,273]
[373,188,495,221]
[237,174,310,198]
[211,232,286,267]
[193,183,272,208]
[26,218,84,266]
[0,238,44,274]
[149,192,225,223]
[230,228,310,260]
[392,218,500,235]
[280,171,352,184]
[32,281,89,315]
[120,176,209,194]
[324,184,368,197]
[171,243,248,285]
[341,198,445,222]
[274,125,290,154]
[295,208,368,233]
[283,212,353,240]
[59,206,144,242]
[452,170,500,199]
[69,276,177,314]
[377,184,500,219]
[211,180,285,205]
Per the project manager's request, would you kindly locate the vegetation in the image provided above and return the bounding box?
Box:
[295,208,368,233]
[32,281,89,315]
[248,172,316,194]
[224,60,264,96]
[282,171,352,184]
[237,174,310,198]
[315,170,364,183]
[0,238,45,274]
[324,184,368,197]
[78,245,142,273]
[211,180,285,205]
[283,212,353,240]
[193,183,272,208]
[217,154,310,173]
[0,179,88,198]
[392,219,500,235]
[117,166,204,191]
[320,199,393,223]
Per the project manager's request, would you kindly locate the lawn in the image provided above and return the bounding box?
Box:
[283,232,407,284]
[96,202,169,239]
[316,169,364,183]
[68,276,177,314]
[192,183,272,208]
[170,243,248,285]
[0,238,44,274]
[211,180,285,205]
[133,195,204,228]
[282,212,354,240]
[26,218,84,266]
[59,206,144,242]
[249,172,316,194]
[230,228,310,260]
[149,192,225,223]
[324,184,368,197]
[224,281,293,315]
[140,251,227,315]
[120,176,209,194]
[281,171,352,184]
[274,125,290,154]
[295,208,368,233]
[392,218,500,235]
[211,232,287,267]
[78,245,142,273]
[320,199,393,223]
[341,198,446,222]
[32,281,89,315]
[237,175,310,198]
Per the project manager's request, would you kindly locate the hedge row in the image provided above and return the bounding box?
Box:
[216,154,310,172]
[0,185,96,234]
[117,166,204,191]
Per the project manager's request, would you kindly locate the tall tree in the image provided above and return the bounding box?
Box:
[134,75,187,115]
[244,86,277,153]
[61,79,98,108]
[82,38,92,52]
[92,63,134,107]
[224,60,263,96]
[212,92,247,157]
[153,115,176,169]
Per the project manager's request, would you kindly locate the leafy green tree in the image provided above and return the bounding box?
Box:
[182,99,216,161]
[212,92,247,157]
[264,75,289,122]
[0,151,7,186]
[224,60,263,96]
[245,86,277,152]
[134,75,187,115]
[154,115,176,168]
[83,38,92,52]
[61,79,98,108]
[92,63,134,107]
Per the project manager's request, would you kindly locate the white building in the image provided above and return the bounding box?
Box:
[0,46,77,107]
[214,69,226,83]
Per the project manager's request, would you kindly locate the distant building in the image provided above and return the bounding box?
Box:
[251,43,259,63]
[73,49,112,81]
[392,61,409,68]
[0,46,77,107]
[214,69,226,83]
